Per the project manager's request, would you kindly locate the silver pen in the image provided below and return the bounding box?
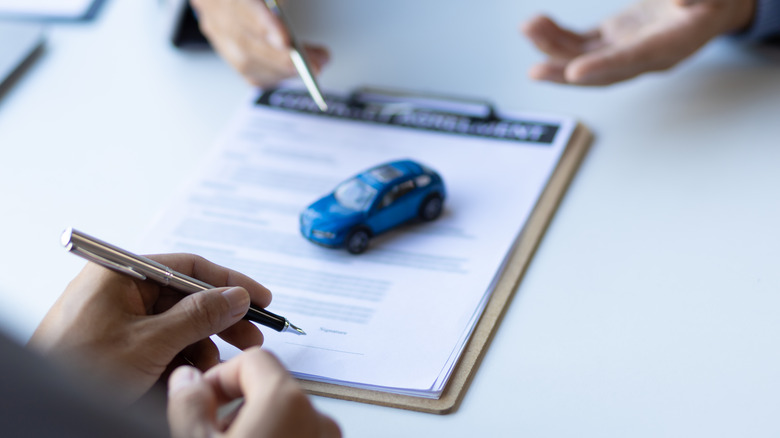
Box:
[61,227,305,335]
[264,0,328,112]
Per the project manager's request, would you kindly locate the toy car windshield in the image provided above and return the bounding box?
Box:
[334,178,377,211]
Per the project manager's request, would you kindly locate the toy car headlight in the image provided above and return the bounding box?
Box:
[312,230,336,239]
[302,209,321,220]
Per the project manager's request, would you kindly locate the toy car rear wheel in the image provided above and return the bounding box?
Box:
[419,194,443,221]
[346,228,370,254]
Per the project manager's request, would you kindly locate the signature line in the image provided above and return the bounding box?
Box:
[285,343,364,356]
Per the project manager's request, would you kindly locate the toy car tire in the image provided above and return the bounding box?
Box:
[345,228,371,254]
[419,194,443,221]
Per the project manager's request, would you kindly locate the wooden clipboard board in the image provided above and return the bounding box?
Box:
[299,122,593,414]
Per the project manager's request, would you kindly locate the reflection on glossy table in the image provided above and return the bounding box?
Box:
[0,0,779,436]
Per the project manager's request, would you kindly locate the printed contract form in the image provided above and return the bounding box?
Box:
[140,89,579,399]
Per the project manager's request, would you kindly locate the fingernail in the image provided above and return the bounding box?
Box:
[267,31,286,51]
[569,72,595,84]
[565,64,599,85]
[168,366,201,396]
[222,287,250,318]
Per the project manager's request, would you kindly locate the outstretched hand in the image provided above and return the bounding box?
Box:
[522,0,755,85]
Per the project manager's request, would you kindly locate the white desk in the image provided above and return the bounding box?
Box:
[1,0,780,436]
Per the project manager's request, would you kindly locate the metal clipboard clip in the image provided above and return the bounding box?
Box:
[257,86,559,144]
[346,87,500,122]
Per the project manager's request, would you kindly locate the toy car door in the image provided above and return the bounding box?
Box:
[366,178,418,234]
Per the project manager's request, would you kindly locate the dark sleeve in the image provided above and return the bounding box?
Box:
[738,0,780,42]
[0,332,169,438]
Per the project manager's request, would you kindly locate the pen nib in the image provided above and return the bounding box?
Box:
[288,323,306,335]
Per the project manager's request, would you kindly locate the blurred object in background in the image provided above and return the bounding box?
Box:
[0,0,106,21]
[0,22,44,97]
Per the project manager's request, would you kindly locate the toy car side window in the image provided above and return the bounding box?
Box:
[379,179,415,209]
[415,174,431,187]
[396,179,415,197]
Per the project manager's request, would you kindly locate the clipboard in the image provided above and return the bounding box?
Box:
[268,87,595,414]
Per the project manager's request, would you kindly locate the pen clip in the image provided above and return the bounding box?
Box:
[69,247,148,281]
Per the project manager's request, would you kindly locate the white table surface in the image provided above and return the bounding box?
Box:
[1,0,780,436]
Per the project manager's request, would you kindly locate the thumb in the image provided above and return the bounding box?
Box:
[167,366,217,438]
[151,287,251,355]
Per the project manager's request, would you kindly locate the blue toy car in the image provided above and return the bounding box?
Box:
[300,159,446,254]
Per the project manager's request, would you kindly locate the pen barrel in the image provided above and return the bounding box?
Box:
[245,306,286,332]
[165,272,212,293]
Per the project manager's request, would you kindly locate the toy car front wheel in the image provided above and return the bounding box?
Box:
[419,194,443,221]
[345,228,370,254]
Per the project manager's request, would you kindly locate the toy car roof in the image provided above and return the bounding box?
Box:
[357,160,424,188]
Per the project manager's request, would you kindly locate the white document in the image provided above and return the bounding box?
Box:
[141,89,577,398]
[0,0,97,19]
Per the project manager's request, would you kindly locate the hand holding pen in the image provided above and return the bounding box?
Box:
[190,0,330,94]
[61,228,304,335]
[29,232,295,401]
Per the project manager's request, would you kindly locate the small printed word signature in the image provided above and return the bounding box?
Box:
[320,327,347,335]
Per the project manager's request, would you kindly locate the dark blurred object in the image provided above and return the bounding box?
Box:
[0,22,45,99]
[0,332,168,438]
[168,0,210,49]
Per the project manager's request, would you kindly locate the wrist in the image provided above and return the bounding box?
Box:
[734,0,780,40]
[725,0,757,33]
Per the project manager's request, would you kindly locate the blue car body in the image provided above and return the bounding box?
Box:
[300,159,446,253]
